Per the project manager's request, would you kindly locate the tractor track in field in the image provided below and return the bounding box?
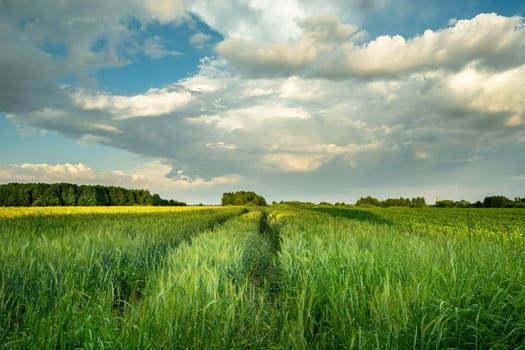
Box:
[241,210,283,297]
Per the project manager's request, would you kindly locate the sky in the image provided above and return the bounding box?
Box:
[1,0,525,204]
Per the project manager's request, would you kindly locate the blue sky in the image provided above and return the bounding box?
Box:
[1,0,525,204]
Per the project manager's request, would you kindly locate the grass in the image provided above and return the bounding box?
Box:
[0,207,244,348]
[1,206,524,348]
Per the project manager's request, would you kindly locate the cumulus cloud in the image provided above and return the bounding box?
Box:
[263,153,326,172]
[189,0,384,41]
[263,142,380,172]
[188,104,311,130]
[328,13,525,77]
[206,142,237,150]
[90,124,123,134]
[71,88,192,119]
[142,36,181,59]
[141,0,186,23]
[7,49,523,189]
[2,3,525,203]
[445,64,525,126]
[0,163,95,183]
[216,15,361,77]
[216,13,525,79]
[189,32,212,48]
[0,161,242,191]
[0,0,187,113]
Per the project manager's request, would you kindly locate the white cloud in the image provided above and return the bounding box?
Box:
[189,32,212,47]
[263,142,380,172]
[0,161,242,191]
[345,13,525,76]
[263,153,325,172]
[216,13,525,79]
[216,38,320,75]
[0,163,95,182]
[206,142,237,150]
[141,0,186,23]
[189,0,376,42]
[216,15,361,77]
[446,64,525,126]
[79,134,111,145]
[3,6,525,203]
[71,88,192,118]
[343,12,525,75]
[0,0,188,113]
[142,36,181,59]
[415,151,431,160]
[190,0,304,41]
[90,123,123,134]
[279,76,325,102]
[188,104,311,130]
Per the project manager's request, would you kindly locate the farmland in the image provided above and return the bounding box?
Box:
[1,206,524,349]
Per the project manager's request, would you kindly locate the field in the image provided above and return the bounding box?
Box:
[0,206,524,349]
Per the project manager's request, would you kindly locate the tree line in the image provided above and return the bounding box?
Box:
[221,191,267,206]
[355,196,427,207]
[272,196,525,208]
[356,195,525,208]
[0,183,186,207]
[435,196,525,208]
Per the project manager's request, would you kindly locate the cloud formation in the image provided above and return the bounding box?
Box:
[1,1,525,202]
[71,87,192,119]
[218,13,525,79]
[0,161,242,192]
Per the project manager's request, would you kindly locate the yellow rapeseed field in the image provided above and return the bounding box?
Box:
[0,205,226,218]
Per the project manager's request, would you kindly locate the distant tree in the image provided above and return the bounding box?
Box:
[77,186,97,206]
[456,200,471,208]
[39,184,63,206]
[62,185,77,206]
[0,183,185,207]
[513,197,525,208]
[357,196,427,208]
[435,199,473,208]
[94,185,110,205]
[483,196,510,208]
[411,197,427,208]
[221,191,267,206]
[356,196,381,207]
[168,199,186,206]
[435,200,456,208]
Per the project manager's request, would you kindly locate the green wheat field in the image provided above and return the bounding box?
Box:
[1,206,524,349]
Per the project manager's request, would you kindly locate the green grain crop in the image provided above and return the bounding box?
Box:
[1,206,523,349]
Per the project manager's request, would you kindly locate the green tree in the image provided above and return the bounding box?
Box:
[77,186,97,206]
[483,196,510,208]
[221,191,267,206]
[63,186,78,206]
[356,196,381,207]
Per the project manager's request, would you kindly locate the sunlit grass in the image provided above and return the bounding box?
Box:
[0,207,244,348]
[271,208,525,349]
[1,206,524,348]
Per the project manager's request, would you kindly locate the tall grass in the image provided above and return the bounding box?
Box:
[1,206,524,348]
[0,207,243,348]
[121,210,280,348]
[271,208,525,349]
